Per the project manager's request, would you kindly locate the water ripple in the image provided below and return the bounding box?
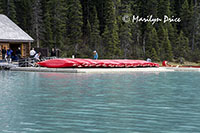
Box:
[0,71,200,133]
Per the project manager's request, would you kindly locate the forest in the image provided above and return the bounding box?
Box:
[0,0,200,62]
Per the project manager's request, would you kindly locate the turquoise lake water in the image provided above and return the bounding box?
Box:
[0,71,200,133]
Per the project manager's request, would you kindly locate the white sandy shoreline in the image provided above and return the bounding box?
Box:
[9,67,200,73]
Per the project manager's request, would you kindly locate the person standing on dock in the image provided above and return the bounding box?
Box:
[16,47,21,60]
[93,50,98,60]
[30,48,36,58]
[1,47,6,60]
[51,48,56,57]
[6,48,13,63]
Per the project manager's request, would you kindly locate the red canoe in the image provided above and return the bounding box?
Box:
[38,58,159,68]
[37,59,77,68]
[114,60,135,67]
[98,60,121,67]
[66,58,90,67]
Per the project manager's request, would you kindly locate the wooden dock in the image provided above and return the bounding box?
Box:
[10,67,175,73]
[9,67,200,73]
[0,62,17,70]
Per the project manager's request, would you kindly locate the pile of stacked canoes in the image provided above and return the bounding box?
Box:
[37,58,159,68]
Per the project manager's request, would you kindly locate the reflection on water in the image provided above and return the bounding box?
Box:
[0,71,200,133]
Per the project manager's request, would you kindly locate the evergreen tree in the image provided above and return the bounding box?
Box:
[158,0,171,18]
[15,0,32,34]
[146,0,158,17]
[93,0,105,34]
[170,0,176,16]
[138,0,159,59]
[180,0,192,38]
[161,29,173,61]
[43,9,53,48]
[174,31,189,59]
[145,25,159,61]
[158,0,177,49]
[78,19,91,57]
[0,0,3,13]
[119,0,133,58]
[102,0,121,58]
[48,0,66,50]
[80,0,90,36]
[131,23,142,59]
[119,23,132,59]
[80,0,92,56]
[157,24,165,57]
[165,23,178,52]
[151,48,159,62]
[31,0,43,48]
[85,20,91,42]
[194,1,200,51]
[130,0,142,59]
[6,0,17,23]
[66,0,83,56]
[89,7,102,55]
[190,0,198,51]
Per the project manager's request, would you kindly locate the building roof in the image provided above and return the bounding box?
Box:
[0,14,34,43]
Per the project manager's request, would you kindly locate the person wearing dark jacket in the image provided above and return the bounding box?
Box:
[51,48,56,57]
[16,47,21,60]
[1,47,6,60]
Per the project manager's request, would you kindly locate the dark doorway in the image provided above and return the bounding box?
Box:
[10,43,21,55]
[10,43,21,61]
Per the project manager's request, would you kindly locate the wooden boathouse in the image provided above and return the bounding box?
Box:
[0,14,34,60]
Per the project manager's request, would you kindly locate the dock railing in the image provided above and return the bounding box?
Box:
[18,58,36,67]
[18,57,57,67]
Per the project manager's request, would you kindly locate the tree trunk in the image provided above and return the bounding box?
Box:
[143,35,146,57]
